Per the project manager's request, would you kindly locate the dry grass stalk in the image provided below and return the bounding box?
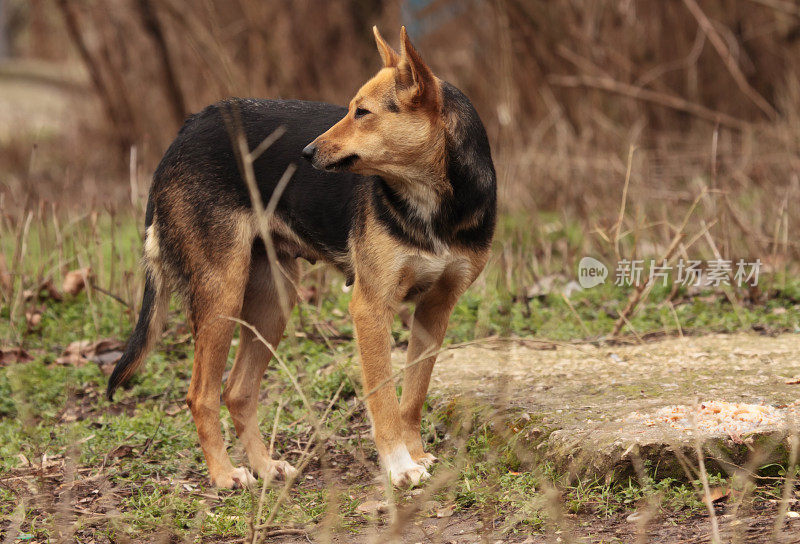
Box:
[771,434,800,539]
[614,146,636,260]
[690,402,722,544]
[682,0,778,120]
[548,74,751,130]
[611,191,709,338]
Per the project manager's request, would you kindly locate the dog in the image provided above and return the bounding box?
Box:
[107,26,496,488]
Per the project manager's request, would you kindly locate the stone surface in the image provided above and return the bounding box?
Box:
[397,333,800,477]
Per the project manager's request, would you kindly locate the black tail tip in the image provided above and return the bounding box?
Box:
[106,365,125,401]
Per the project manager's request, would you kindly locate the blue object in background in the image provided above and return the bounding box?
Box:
[402,0,471,41]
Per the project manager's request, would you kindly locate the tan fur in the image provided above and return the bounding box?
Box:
[305,27,492,485]
[184,229,253,488]
[222,251,298,482]
[156,26,491,489]
[373,26,399,68]
[309,30,450,217]
[349,203,487,482]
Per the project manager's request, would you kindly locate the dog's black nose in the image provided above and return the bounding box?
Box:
[301,143,316,161]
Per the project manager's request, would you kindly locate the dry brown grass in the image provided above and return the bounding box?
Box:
[3,0,799,273]
[2,3,800,540]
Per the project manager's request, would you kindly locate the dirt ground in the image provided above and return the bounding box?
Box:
[269,505,800,544]
[315,332,800,543]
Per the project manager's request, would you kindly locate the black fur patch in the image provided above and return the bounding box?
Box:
[372,179,436,252]
[147,84,495,292]
[436,82,497,249]
[150,98,363,284]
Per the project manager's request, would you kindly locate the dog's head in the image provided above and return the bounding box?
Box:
[302,27,444,181]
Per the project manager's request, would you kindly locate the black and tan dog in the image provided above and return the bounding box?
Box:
[107,27,496,488]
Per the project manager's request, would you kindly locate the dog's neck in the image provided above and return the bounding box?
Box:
[380,121,449,212]
[370,82,496,253]
[380,161,448,225]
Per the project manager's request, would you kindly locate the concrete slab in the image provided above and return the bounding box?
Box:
[405,333,800,477]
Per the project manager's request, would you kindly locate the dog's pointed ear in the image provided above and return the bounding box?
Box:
[373,26,399,68]
[396,26,439,108]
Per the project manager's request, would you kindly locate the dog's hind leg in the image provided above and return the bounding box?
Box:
[185,231,254,489]
[399,270,466,468]
[223,247,298,482]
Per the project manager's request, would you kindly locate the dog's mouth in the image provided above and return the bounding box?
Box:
[323,154,359,171]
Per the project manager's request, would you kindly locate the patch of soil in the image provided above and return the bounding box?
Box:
[264,502,800,543]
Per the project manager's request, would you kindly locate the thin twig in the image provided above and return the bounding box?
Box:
[682,0,778,119]
[548,74,751,130]
[690,400,722,544]
[772,434,800,539]
[612,192,710,337]
[89,280,131,309]
[614,146,636,260]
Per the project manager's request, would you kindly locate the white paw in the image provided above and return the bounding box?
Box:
[212,466,257,489]
[255,459,298,481]
[390,463,430,487]
[384,446,431,487]
[415,453,437,469]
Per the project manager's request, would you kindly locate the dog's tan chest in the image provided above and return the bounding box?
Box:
[401,250,470,300]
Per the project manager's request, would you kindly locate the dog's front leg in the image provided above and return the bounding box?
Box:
[399,278,462,468]
[350,282,430,487]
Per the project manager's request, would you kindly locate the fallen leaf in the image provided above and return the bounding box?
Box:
[24,280,63,302]
[705,487,731,503]
[95,350,124,374]
[92,338,125,354]
[56,338,124,367]
[38,280,63,301]
[25,308,42,332]
[60,405,80,423]
[436,504,455,518]
[0,347,33,366]
[787,511,799,519]
[108,444,135,459]
[56,340,92,366]
[62,267,92,296]
[356,499,388,516]
[785,376,800,385]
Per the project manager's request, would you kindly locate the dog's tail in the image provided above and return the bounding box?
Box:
[107,212,170,400]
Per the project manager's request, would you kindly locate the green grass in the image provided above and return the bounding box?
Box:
[2,210,799,540]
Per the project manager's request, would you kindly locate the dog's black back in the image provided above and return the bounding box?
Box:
[150,86,496,286]
[151,98,363,264]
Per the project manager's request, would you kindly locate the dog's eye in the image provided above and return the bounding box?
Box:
[354,107,371,119]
